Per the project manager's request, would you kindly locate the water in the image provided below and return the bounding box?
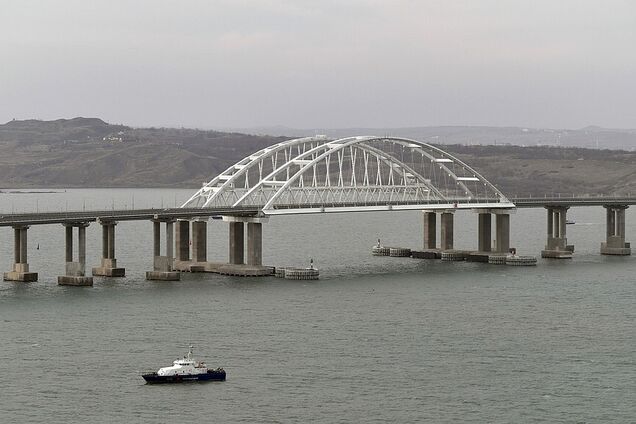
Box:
[1,189,634,423]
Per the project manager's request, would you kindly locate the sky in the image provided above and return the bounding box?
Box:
[1,0,635,129]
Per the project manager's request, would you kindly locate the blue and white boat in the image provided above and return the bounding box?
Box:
[142,346,226,384]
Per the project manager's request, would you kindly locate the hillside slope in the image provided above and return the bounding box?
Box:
[1,118,634,197]
[0,118,284,188]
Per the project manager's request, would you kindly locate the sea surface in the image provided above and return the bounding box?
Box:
[0,189,634,423]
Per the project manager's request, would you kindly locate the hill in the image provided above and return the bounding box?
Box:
[444,144,636,197]
[0,118,284,188]
[224,125,636,151]
[0,118,634,197]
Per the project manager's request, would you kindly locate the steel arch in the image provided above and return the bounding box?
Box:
[182,136,513,214]
[182,136,330,208]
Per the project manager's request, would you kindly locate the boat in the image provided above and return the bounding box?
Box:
[142,346,226,384]
[566,219,575,225]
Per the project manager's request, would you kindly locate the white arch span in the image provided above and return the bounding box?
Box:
[182,136,514,215]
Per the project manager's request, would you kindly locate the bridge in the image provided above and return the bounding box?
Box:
[181,135,513,213]
[1,136,633,285]
[511,197,636,208]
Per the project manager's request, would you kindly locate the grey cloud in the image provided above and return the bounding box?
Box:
[0,0,634,129]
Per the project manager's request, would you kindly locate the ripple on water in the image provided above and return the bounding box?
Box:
[0,191,635,422]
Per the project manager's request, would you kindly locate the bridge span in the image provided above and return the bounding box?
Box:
[1,136,633,285]
[512,197,636,208]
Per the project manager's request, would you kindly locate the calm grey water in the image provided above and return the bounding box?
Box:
[1,189,634,423]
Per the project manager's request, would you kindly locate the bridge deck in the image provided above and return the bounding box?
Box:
[0,207,259,227]
[512,197,636,208]
[0,197,634,226]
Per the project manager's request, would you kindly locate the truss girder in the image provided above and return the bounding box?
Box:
[182,136,513,214]
[181,136,329,208]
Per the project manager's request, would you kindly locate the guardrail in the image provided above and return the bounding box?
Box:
[512,197,636,208]
[0,207,260,227]
[1,196,634,225]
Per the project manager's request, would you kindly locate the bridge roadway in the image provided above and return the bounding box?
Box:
[0,207,259,227]
[1,197,635,226]
[511,196,636,208]
[1,196,633,284]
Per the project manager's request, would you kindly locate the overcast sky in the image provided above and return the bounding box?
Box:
[1,0,634,129]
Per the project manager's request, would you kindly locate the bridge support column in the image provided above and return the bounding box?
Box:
[229,221,244,265]
[153,221,161,256]
[172,219,209,272]
[469,209,514,262]
[440,212,454,250]
[422,211,437,250]
[92,220,125,277]
[59,223,93,286]
[219,216,272,276]
[601,205,631,255]
[192,220,207,263]
[541,206,573,259]
[3,226,38,282]
[166,221,174,260]
[175,219,190,263]
[247,222,263,266]
[495,213,510,253]
[477,213,492,252]
[146,219,180,281]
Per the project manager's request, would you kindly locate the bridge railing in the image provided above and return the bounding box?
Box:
[509,193,634,199]
[511,196,636,208]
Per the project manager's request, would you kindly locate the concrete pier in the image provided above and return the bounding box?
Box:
[440,212,454,250]
[3,226,38,282]
[58,223,93,286]
[229,221,244,265]
[247,222,263,266]
[600,205,631,255]
[175,220,190,262]
[191,220,207,263]
[219,216,272,276]
[171,219,209,272]
[478,213,492,252]
[168,217,272,276]
[146,219,180,281]
[541,206,574,258]
[422,211,437,249]
[92,220,125,277]
[472,209,513,259]
[495,213,510,253]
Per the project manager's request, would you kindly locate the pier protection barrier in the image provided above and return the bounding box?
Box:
[216,264,274,277]
[488,254,507,265]
[466,252,491,263]
[441,250,469,261]
[505,255,538,266]
[488,253,538,266]
[276,267,320,280]
[371,242,412,257]
[389,247,411,257]
[372,246,391,256]
[411,250,441,259]
[274,259,319,280]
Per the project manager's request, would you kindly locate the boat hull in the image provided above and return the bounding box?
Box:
[142,370,226,384]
